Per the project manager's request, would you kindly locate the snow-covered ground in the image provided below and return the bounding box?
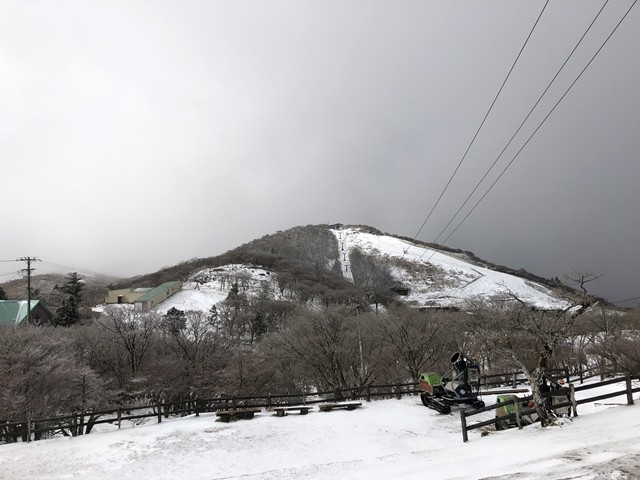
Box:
[154,264,278,314]
[332,227,569,310]
[1,380,638,480]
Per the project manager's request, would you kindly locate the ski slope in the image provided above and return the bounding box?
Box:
[332,227,569,310]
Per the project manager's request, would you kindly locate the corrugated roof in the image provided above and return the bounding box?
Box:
[134,282,181,303]
[0,300,41,326]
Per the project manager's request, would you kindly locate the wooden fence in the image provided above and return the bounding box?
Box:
[460,373,640,442]
[0,381,420,444]
[479,367,569,389]
[0,366,622,445]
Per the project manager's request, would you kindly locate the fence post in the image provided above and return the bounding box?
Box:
[117,408,122,429]
[460,409,468,443]
[267,394,272,410]
[564,367,570,385]
[366,384,371,403]
[302,393,306,406]
[579,368,584,384]
[570,384,578,417]
[625,373,634,406]
[157,402,162,423]
[72,412,78,437]
[26,419,32,443]
[512,372,517,388]
[513,399,522,429]
[195,397,200,417]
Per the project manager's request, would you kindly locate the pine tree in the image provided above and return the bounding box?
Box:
[0,286,7,300]
[163,307,186,335]
[54,272,84,327]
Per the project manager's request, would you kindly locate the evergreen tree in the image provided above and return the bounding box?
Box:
[163,307,186,335]
[208,304,218,323]
[54,272,84,327]
[0,286,7,300]
[228,282,240,299]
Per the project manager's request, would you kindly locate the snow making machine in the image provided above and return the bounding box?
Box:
[418,353,485,414]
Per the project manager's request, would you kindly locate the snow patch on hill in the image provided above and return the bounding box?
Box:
[332,227,569,310]
[155,264,278,314]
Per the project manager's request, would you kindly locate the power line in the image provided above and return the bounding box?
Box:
[402,0,551,257]
[422,0,612,255]
[421,0,638,263]
[610,295,640,305]
[39,260,122,280]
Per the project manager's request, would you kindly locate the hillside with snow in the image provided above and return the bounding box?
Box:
[146,225,573,314]
[331,227,569,310]
[1,378,638,480]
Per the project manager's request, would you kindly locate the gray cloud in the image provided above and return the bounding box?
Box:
[1,0,638,305]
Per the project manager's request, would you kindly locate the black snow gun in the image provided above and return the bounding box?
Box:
[418,352,485,414]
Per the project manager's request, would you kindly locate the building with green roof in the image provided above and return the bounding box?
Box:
[0,300,53,326]
[105,287,154,304]
[133,281,182,312]
[105,281,182,312]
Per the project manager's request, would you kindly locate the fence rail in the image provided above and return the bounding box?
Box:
[0,381,420,444]
[1,366,628,445]
[460,373,639,442]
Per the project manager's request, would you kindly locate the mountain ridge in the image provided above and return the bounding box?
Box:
[112,224,593,311]
[3,224,601,311]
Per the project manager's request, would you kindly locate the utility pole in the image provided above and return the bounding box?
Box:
[18,257,40,324]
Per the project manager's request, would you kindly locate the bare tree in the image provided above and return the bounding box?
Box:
[590,308,640,375]
[0,326,104,438]
[158,310,233,395]
[375,307,450,381]
[276,306,382,390]
[97,308,158,377]
[467,274,599,425]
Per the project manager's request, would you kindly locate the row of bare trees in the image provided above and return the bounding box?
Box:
[1,294,638,428]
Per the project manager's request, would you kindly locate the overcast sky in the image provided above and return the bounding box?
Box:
[1,0,638,305]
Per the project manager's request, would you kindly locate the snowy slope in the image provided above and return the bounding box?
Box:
[1,379,638,480]
[154,264,278,314]
[331,227,569,310]
[150,226,570,314]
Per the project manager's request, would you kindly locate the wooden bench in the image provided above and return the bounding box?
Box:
[318,401,362,412]
[272,405,312,417]
[215,407,261,422]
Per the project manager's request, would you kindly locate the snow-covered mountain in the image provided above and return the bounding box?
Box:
[152,225,571,314]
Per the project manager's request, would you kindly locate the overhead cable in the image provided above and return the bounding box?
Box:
[402,0,551,257]
[421,0,612,258]
[421,0,638,263]
[40,260,121,280]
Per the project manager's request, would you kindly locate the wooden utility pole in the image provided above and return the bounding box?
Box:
[18,257,39,324]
